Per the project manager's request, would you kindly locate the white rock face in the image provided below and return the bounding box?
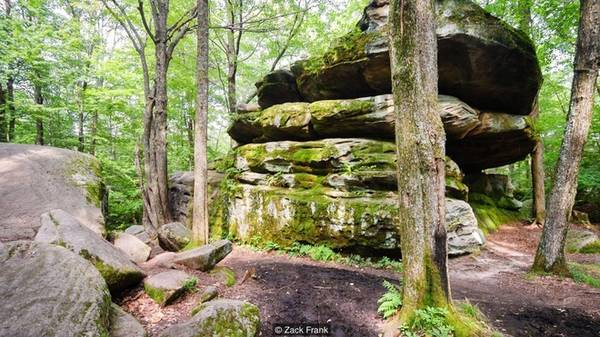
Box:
[0,143,105,241]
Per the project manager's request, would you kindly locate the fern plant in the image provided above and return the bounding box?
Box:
[377,280,403,319]
[400,307,454,337]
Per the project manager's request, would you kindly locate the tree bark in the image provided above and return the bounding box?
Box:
[531,138,546,225]
[532,0,599,275]
[0,84,6,142]
[385,0,451,333]
[192,0,210,244]
[225,0,240,115]
[77,81,87,152]
[7,78,15,142]
[34,84,44,146]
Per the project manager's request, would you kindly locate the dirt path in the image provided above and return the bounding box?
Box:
[119,225,600,337]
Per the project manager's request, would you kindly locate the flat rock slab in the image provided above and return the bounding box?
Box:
[0,241,112,337]
[159,300,260,337]
[114,232,151,263]
[144,270,194,306]
[0,143,105,242]
[35,209,145,293]
[125,225,152,244]
[174,240,233,271]
[158,222,192,251]
[110,304,146,337]
[566,229,598,252]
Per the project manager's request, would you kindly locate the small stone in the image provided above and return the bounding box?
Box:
[198,285,218,303]
[144,270,195,306]
[159,300,260,337]
[158,222,192,251]
[173,240,233,271]
[114,232,151,263]
[109,304,146,337]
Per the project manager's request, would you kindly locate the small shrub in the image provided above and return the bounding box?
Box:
[182,277,198,292]
[263,241,281,251]
[377,280,403,319]
[308,245,336,261]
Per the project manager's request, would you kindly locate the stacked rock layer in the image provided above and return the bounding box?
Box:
[214,0,542,255]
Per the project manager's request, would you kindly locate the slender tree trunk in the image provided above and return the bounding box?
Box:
[384,0,453,334]
[532,0,599,275]
[7,78,15,142]
[78,81,87,152]
[192,0,210,244]
[226,0,239,115]
[34,85,44,146]
[517,0,532,36]
[91,111,98,156]
[0,84,6,142]
[141,2,172,233]
[185,110,194,168]
[531,139,546,224]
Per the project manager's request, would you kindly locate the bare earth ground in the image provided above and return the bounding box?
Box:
[118,224,600,337]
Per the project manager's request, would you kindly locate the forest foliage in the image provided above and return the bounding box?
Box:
[0,0,598,228]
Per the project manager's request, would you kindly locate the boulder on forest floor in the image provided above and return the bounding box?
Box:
[125,225,152,245]
[159,300,260,337]
[144,270,196,306]
[173,240,233,271]
[566,229,599,253]
[114,232,152,263]
[0,241,112,337]
[0,143,106,242]
[158,222,193,251]
[110,304,147,337]
[35,209,145,293]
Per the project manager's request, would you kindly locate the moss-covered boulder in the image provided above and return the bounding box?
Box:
[258,0,541,116]
[218,182,481,255]
[35,209,145,293]
[159,300,260,337]
[144,270,195,306]
[228,94,535,170]
[158,222,193,251]
[0,241,112,337]
[0,143,106,241]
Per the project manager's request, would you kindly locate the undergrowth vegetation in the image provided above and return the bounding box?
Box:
[243,237,403,271]
[568,263,600,288]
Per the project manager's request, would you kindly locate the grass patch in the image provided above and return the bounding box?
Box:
[244,238,403,272]
[579,240,600,254]
[569,263,600,288]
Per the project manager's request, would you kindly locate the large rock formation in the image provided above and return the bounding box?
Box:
[228,94,535,171]
[0,143,106,242]
[0,241,112,337]
[258,0,542,116]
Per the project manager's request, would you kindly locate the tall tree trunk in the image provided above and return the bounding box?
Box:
[141,2,171,233]
[0,84,6,142]
[78,81,87,152]
[385,0,452,333]
[7,78,16,142]
[90,111,98,156]
[185,110,194,168]
[192,0,210,244]
[532,0,599,275]
[517,0,532,36]
[34,85,44,146]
